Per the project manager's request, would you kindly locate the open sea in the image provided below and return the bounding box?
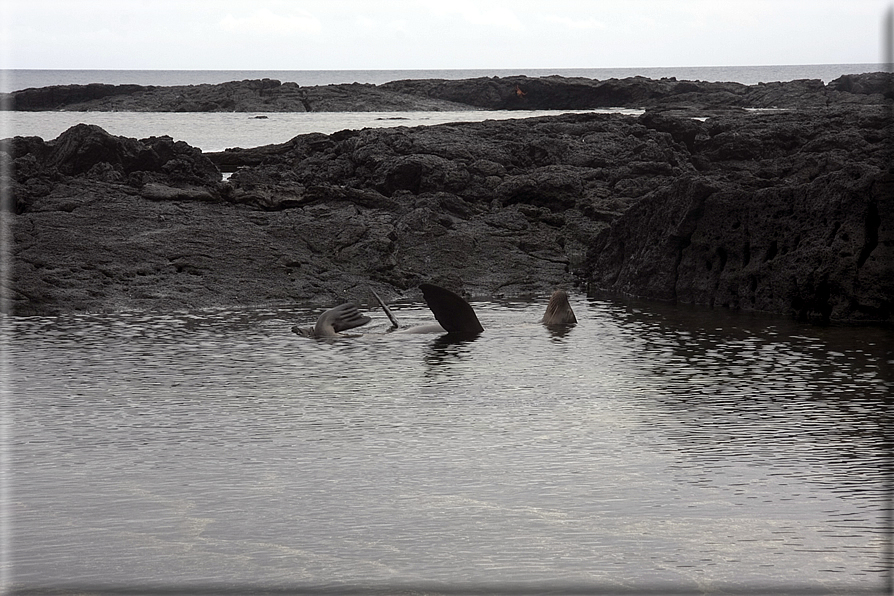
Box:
[4,65,894,595]
[2,64,883,93]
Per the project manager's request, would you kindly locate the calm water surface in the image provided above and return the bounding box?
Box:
[3,109,643,153]
[7,296,893,594]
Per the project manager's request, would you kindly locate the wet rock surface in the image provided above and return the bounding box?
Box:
[4,78,892,324]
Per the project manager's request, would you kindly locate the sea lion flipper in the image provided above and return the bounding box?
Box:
[371,289,400,330]
[313,303,371,337]
[330,303,372,332]
[419,283,484,335]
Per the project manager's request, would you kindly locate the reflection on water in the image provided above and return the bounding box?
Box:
[605,300,892,485]
[545,322,577,340]
[424,333,481,368]
[7,296,893,594]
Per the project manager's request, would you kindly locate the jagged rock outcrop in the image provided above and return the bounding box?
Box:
[5,83,149,110]
[585,106,893,323]
[7,123,223,214]
[3,79,476,113]
[3,72,892,112]
[383,72,894,112]
[8,113,677,313]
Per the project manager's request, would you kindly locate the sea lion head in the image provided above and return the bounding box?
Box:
[541,290,577,326]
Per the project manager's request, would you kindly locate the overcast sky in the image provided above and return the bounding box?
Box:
[2,0,891,70]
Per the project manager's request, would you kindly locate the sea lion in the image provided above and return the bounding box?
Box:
[294,284,484,339]
[541,289,577,326]
[374,283,484,335]
[295,285,576,339]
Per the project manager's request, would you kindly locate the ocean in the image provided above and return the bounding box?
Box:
[1,64,882,153]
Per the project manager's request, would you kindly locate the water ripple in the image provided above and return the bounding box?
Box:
[8,297,892,590]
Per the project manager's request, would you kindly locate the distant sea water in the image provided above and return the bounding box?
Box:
[1,64,882,152]
[1,64,882,93]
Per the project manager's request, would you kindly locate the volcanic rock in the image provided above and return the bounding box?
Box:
[585,106,893,324]
[4,90,892,324]
[4,72,892,112]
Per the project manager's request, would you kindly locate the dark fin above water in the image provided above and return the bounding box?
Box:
[419,283,484,335]
[371,289,400,330]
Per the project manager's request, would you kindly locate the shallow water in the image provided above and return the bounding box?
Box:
[3,108,642,153]
[6,296,893,594]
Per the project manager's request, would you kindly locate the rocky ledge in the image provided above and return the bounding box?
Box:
[3,96,892,324]
[3,72,893,112]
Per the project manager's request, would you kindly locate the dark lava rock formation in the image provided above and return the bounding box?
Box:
[586,106,893,324]
[3,78,474,113]
[382,72,894,111]
[4,72,892,112]
[4,76,892,324]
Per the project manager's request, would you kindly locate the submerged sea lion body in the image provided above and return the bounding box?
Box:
[394,322,448,334]
[541,290,577,326]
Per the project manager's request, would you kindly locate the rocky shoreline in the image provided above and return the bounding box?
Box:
[3,72,893,113]
[4,74,893,324]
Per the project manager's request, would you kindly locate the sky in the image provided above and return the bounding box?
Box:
[2,0,892,70]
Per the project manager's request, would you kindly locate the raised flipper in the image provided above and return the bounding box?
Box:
[419,283,484,335]
[371,289,400,331]
[310,303,371,337]
[541,290,577,326]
